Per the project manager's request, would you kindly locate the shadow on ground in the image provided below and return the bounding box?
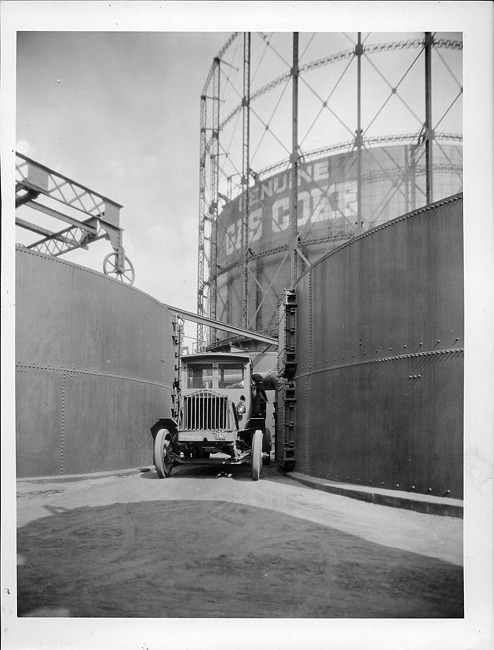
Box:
[140,462,281,482]
[17,499,463,618]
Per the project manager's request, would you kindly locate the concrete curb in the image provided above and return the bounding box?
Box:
[17,466,463,519]
[283,471,463,518]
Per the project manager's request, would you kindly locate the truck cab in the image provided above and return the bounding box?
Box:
[154,353,269,480]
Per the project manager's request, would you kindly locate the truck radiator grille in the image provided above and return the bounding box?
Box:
[180,391,231,431]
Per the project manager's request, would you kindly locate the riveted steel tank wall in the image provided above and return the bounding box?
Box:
[215,144,462,340]
[293,194,463,498]
[16,248,175,478]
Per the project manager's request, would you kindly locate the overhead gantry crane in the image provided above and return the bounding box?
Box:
[15,152,135,285]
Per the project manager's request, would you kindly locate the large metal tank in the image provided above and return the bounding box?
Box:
[198,33,463,349]
[16,247,176,477]
[215,144,462,338]
[290,194,463,498]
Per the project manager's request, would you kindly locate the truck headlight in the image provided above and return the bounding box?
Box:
[237,403,246,415]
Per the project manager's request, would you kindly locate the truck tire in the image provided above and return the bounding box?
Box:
[154,429,174,478]
[251,429,263,481]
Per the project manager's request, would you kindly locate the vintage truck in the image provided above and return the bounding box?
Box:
[153,352,272,480]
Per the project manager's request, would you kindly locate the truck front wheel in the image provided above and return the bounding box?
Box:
[154,428,174,478]
[251,429,263,481]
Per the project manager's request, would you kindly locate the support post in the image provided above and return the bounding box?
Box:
[241,32,251,329]
[425,32,434,204]
[356,32,363,233]
[197,93,208,349]
[291,32,299,287]
[210,57,221,344]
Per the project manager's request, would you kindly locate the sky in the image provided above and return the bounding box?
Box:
[15,30,229,344]
[13,23,463,347]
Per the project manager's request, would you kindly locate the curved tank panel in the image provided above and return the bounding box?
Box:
[215,144,462,339]
[292,194,463,497]
[16,248,176,477]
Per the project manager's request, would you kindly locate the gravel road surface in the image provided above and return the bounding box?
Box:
[16,463,463,618]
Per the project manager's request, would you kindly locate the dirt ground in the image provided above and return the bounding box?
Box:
[15,463,463,618]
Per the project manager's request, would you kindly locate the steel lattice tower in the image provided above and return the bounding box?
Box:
[197,32,463,350]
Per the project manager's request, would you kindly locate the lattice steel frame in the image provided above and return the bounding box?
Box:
[197,33,463,349]
[15,152,134,284]
[197,33,239,349]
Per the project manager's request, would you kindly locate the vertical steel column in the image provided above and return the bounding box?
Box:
[241,32,251,329]
[411,144,417,210]
[425,32,434,204]
[356,32,363,232]
[197,93,208,349]
[210,58,221,344]
[404,145,410,212]
[291,32,299,287]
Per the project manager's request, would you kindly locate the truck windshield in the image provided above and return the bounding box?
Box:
[187,364,213,389]
[218,363,244,389]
